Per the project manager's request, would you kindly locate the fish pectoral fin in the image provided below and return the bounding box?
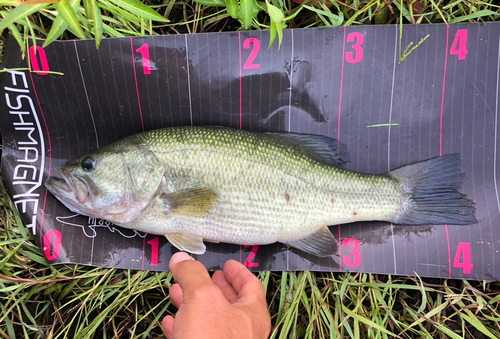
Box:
[161,188,217,216]
[284,226,338,257]
[165,233,206,255]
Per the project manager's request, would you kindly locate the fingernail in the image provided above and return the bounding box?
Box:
[171,252,191,264]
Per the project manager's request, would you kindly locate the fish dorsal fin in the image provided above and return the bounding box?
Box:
[166,233,206,255]
[161,188,217,216]
[267,133,349,168]
[284,226,338,257]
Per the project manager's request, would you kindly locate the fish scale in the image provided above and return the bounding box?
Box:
[45,126,477,257]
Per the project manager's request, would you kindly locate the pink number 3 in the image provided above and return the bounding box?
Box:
[342,238,362,267]
[346,32,364,64]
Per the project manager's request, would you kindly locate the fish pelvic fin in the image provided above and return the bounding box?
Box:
[166,233,206,255]
[284,226,338,257]
[390,154,477,225]
[161,188,217,216]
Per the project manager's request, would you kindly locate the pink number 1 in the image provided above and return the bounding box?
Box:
[147,237,159,266]
[136,44,151,74]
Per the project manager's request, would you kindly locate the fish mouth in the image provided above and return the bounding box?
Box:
[45,167,89,205]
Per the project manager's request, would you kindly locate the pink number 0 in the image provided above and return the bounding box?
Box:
[29,46,50,75]
[346,32,364,64]
[342,238,361,267]
[243,38,260,70]
[43,230,62,260]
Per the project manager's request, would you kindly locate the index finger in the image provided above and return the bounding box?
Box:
[223,260,265,304]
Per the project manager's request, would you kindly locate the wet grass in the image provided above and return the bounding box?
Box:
[1,0,500,337]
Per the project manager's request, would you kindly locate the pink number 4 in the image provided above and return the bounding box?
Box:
[450,30,468,61]
[453,242,473,274]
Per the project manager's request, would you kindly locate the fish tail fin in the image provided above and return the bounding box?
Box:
[390,154,477,225]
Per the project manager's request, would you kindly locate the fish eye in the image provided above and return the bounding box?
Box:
[81,157,95,171]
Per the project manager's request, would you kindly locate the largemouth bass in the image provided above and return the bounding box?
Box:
[45,126,476,257]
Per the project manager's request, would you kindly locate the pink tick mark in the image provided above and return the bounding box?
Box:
[285,193,290,203]
[331,198,335,204]
[353,212,357,216]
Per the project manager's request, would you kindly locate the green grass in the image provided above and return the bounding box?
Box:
[1,0,500,337]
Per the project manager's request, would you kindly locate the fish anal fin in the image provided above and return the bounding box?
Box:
[165,233,206,255]
[161,188,217,216]
[284,226,338,257]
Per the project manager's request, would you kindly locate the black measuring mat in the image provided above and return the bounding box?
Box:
[1,23,499,279]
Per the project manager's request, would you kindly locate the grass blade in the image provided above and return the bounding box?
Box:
[342,303,398,337]
[225,0,238,19]
[239,0,254,29]
[55,0,86,39]
[89,0,104,48]
[192,0,226,6]
[44,0,81,47]
[107,0,170,22]
[449,10,499,23]
[0,4,48,33]
[7,23,25,56]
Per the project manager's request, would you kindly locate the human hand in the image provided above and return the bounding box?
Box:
[162,252,271,339]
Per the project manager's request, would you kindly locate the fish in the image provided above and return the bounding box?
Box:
[45,126,477,257]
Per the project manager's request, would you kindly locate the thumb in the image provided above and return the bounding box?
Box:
[169,252,217,300]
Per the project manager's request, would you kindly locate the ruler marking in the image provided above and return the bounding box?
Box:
[129,38,145,132]
[439,26,452,279]
[338,26,347,272]
[388,26,398,273]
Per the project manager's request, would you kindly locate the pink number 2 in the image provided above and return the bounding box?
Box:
[244,245,259,267]
[450,30,468,61]
[243,38,260,70]
[346,32,364,64]
[136,43,151,74]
